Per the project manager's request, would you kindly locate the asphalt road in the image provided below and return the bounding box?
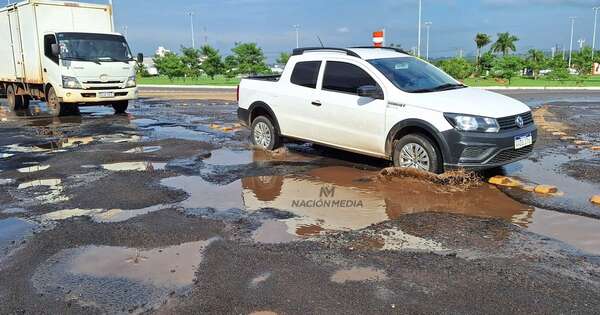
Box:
[0,91,599,314]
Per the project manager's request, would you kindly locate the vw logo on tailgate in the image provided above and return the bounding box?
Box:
[515,116,524,128]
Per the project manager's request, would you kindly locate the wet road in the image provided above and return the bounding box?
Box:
[1,91,600,314]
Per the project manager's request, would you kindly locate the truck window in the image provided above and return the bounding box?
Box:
[44,34,59,64]
[323,61,377,94]
[290,61,321,89]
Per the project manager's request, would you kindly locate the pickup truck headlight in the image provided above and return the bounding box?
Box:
[125,76,136,88]
[62,76,82,89]
[444,113,500,133]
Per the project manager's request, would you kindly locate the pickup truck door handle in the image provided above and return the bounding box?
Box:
[311,100,322,106]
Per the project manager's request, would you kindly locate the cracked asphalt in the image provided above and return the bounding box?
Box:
[1,89,600,314]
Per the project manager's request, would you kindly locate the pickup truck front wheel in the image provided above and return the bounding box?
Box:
[251,116,281,150]
[393,134,442,174]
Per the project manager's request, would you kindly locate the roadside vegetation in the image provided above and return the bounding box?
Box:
[138,42,270,86]
[435,32,600,87]
[138,32,600,87]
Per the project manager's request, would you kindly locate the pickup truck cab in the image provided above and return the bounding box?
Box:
[237,47,536,173]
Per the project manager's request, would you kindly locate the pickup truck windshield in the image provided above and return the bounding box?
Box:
[369,57,465,93]
[57,32,133,63]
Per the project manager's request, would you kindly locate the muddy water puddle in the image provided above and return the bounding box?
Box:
[33,238,218,313]
[502,150,600,216]
[0,218,37,260]
[162,165,600,255]
[203,148,315,166]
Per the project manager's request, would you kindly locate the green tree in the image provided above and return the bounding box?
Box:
[276,52,291,65]
[180,46,202,78]
[474,33,492,71]
[479,51,496,75]
[526,49,546,80]
[223,55,238,79]
[546,55,569,81]
[199,45,224,79]
[135,62,150,77]
[572,46,593,77]
[153,52,185,80]
[491,32,519,56]
[438,58,475,80]
[492,55,523,84]
[230,42,269,75]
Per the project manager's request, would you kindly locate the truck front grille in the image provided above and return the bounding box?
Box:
[497,112,534,131]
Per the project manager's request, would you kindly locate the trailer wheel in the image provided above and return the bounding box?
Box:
[112,101,128,114]
[46,86,64,117]
[6,85,27,111]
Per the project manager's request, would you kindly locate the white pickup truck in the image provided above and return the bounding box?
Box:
[237,47,536,173]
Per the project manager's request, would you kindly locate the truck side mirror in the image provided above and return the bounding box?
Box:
[137,53,144,64]
[357,85,384,100]
[51,44,60,56]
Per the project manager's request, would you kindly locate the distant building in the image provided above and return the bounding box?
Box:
[155,46,171,57]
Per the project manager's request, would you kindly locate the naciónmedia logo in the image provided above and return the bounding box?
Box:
[291,185,364,208]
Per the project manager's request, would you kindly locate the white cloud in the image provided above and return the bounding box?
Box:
[337,27,350,33]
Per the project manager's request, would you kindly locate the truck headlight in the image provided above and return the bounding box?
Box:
[444,113,500,133]
[125,76,136,88]
[62,76,82,89]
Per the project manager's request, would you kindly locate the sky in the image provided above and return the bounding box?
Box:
[73,0,600,61]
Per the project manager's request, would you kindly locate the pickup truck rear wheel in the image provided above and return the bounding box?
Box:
[393,134,442,174]
[251,116,281,150]
[112,101,129,114]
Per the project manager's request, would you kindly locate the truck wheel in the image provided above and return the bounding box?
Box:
[112,101,129,114]
[46,86,64,117]
[251,116,281,150]
[393,134,442,174]
[6,85,26,111]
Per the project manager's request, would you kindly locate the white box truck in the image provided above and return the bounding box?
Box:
[0,0,138,116]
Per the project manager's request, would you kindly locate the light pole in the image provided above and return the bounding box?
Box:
[424,22,432,60]
[293,24,300,48]
[188,12,195,49]
[594,7,600,59]
[417,0,422,57]
[569,16,576,69]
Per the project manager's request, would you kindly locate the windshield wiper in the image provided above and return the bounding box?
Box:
[411,83,466,93]
[98,57,133,64]
[62,57,101,65]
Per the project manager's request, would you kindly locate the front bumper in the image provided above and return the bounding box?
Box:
[58,87,138,104]
[441,123,537,170]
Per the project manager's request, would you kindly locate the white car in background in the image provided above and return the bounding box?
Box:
[237,47,537,173]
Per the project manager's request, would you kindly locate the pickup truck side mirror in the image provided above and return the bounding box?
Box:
[51,44,60,56]
[357,85,384,100]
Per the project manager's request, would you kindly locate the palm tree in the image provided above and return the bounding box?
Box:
[475,33,491,64]
[491,32,519,56]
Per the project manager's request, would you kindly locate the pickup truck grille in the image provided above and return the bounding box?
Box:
[497,111,534,130]
[487,145,534,164]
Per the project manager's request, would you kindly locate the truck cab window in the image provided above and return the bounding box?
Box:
[323,61,377,94]
[44,34,59,64]
[290,61,321,88]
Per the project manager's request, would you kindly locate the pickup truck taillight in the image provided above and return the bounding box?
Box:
[236,85,240,102]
